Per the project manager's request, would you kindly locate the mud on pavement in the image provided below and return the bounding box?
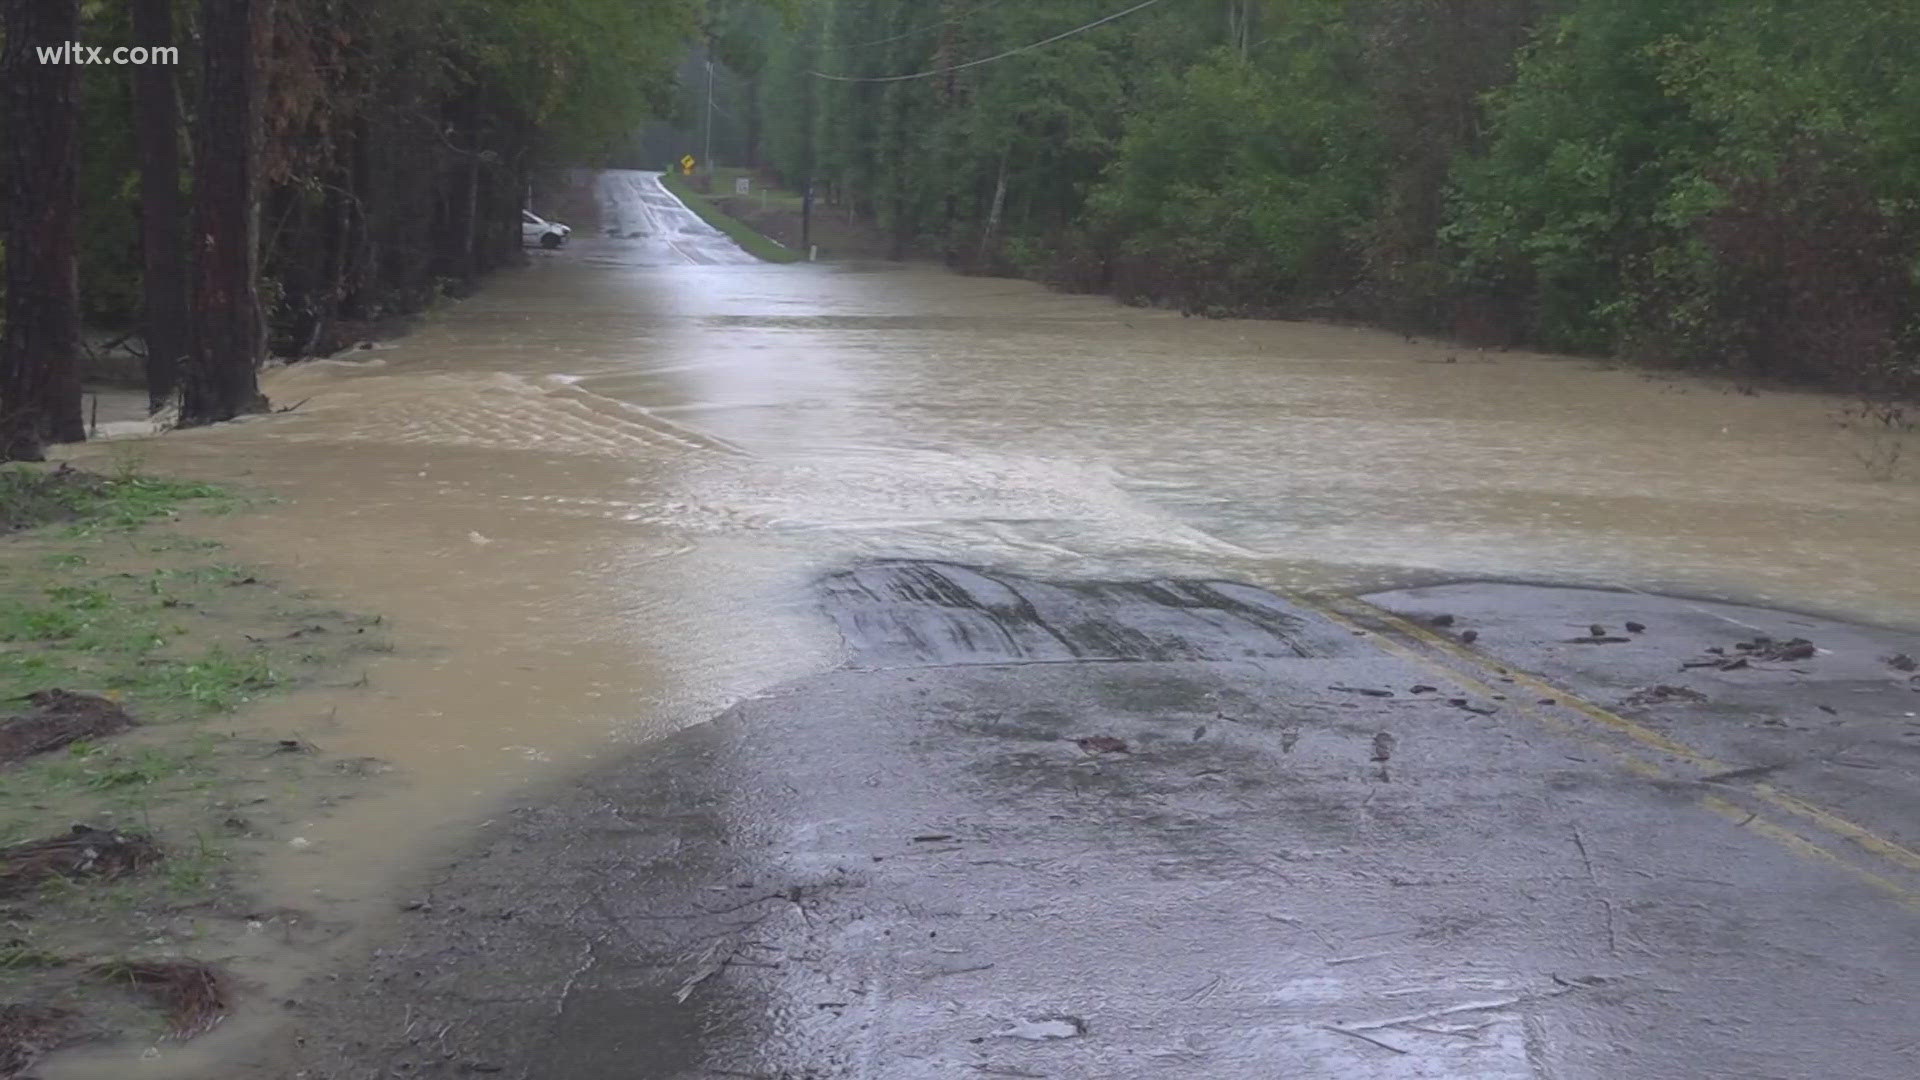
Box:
[269,562,1920,1079]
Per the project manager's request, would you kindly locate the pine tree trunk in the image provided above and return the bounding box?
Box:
[133,0,190,412]
[0,0,86,460]
[182,0,274,426]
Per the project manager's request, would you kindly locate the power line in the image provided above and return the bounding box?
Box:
[836,0,1013,51]
[810,0,1167,84]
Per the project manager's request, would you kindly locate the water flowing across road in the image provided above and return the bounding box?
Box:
[50,170,1920,1076]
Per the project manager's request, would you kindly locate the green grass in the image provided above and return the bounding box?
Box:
[0,568,275,718]
[0,942,67,970]
[33,741,208,793]
[129,646,280,714]
[0,575,284,719]
[659,171,805,264]
[1,462,231,536]
[0,467,370,724]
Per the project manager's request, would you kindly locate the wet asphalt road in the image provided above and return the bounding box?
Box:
[279,565,1920,1079]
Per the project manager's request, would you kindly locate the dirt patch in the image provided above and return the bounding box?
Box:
[90,961,227,1038]
[0,826,162,898]
[0,690,136,764]
[0,1004,76,1079]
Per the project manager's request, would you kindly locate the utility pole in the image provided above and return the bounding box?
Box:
[798,47,814,255]
[703,57,715,177]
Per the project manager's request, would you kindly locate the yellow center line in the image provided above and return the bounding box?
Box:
[1338,598,1920,876]
[1299,593,1920,907]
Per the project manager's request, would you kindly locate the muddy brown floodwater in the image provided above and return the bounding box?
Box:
[49,170,1920,1076]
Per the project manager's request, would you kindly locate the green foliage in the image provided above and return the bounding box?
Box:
[749,0,1920,391]
[1091,29,1379,310]
[754,0,1186,257]
[1442,0,1920,378]
[435,0,700,159]
[1441,0,1714,352]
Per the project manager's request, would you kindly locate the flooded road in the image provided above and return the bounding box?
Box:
[52,170,1920,1075]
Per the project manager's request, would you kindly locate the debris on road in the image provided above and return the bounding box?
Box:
[1768,639,1818,662]
[1460,630,1479,644]
[1429,614,1456,627]
[1075,735,1130,754]
[1331,685,1394,698]
[1621,685,1709,708]
[1885,653,1917,673]
[1326,1025,1410,1055]
[1371,733,1396,762]
[1685,636,1819,668]
[984,1016,1087,1042]
[1625,621,1647,634]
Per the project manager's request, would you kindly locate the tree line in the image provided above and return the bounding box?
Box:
[1,0,700,462]
[738,0,1920,393]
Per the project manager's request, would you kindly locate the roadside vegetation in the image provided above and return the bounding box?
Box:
[661,171,806,262]
[687,0,1920,400]
[0,462,386,1068]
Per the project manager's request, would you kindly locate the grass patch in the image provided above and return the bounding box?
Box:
[1,461,231,536]
[0,482,381,723]
[0,943,66,971]
[659,171,805,263]
[0,567,292,722]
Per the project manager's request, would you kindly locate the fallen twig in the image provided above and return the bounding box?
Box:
[1325,1025,1409,1054]
[1342,996,1523,1032]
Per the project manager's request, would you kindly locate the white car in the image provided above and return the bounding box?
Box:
[522,210,571,249]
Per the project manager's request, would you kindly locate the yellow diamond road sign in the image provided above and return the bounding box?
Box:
[681,154,696,173]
